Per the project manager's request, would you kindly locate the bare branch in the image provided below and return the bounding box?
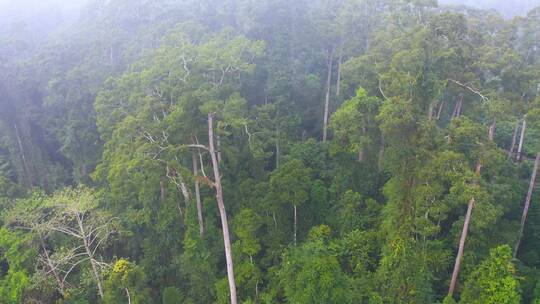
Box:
[447,79,489,102]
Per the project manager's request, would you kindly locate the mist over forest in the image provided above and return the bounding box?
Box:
[1,0,540,303]
[440,0,540,17]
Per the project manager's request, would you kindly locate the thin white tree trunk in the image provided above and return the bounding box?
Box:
[13,124,33,187]
[428,100,435,121]
[217,136,222,163]
[275,125,280,169]
[322,48,334,142]
[208,114,237,304]
[508,120,520,159]
[452,94,463,119]
[125,288,131,304]
[293,204,297,246]
[336,54,342,97]
[488,119,496,142]
[514,152,540,257]
[436,99,446,120]
[77,217,104,299]
[517,118,527,162]
[192,152,204,237]
[448,162,481,298]
[40,238,65,296]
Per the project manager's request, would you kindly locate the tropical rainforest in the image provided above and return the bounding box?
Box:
[1,0,540,303]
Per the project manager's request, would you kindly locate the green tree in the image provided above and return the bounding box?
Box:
[459,245,520,304]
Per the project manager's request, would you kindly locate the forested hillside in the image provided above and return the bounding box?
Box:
[1,0,540,303]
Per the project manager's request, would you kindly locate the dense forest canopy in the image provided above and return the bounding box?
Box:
[1,0,540,303]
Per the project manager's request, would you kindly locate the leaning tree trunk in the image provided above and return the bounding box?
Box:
[517,118,527,162]
[336,53,342,97]
[39,238,65,296]
[192,152,204,237]
[508,120,520,159]
[293,204,297,246]
[13,124,33,187]
[514,152,540,257]
[448,162,482,298]
[208,114,237,304]
[322,48,334,142]
[436,99,446,120]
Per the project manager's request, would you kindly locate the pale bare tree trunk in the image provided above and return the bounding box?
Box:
[109,45,114,65]
[322,48,334,142]
[40,238,65,296]
[428,100,435,121]
[359,123,367,162]
[192,152,204,237]
[378,137,385,171]
[13,124,33,187]
[160,180,166,202]
[517,118,527,162]
[217,136,222,163]
[125,288,131,304]
[208,114,237,304]
[448,162,481,298]
[488,119,496,142]
[275,124,280,169]
[514,152,540,257]
[77,217,104,299]
[508,120,520,159]
[451,94,463,119]
[436,99,446,120]
[293,204,297,246]
[336,54,342,97]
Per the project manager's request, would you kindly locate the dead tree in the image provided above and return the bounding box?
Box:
[514,152,540,257]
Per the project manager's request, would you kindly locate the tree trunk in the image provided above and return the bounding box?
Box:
[110,45,114,65]
[160,180,166,202]
[125,288,132,304]
[451,94,463,119]
[448,162,481,298]
[359,122,367,162]
[13,124,33,187]
[217,136,222,163]
[322,48,334,142]
[40,238,65,296]
[517,118,527,162]
[336,54,342,97]
[428,100,435,121]
[514,152,540,257]
[293,204,297,246]
[208,114,237,304]
[508,120,520,159]
[436,99,446,120]
[192,152,204,237]
[378,137,385,171]
[488,119,496,142]
[74,211,104,299]
[275,125,280,169]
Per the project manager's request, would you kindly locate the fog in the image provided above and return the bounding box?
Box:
[0,0,88,38]
[439,0,540,17]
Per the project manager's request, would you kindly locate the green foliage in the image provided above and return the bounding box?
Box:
[278,226,353,304]
[0,228,34,303]
[103,259,150,304]
[0,0,540,302]
[459,245,521,304]
[162,286,183,304]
